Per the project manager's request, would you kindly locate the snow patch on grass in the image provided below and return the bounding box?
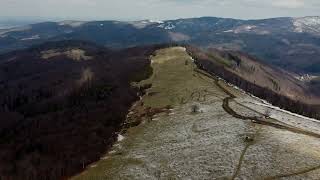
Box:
[117,134,125,142]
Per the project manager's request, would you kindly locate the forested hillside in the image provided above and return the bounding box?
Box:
[0,41,161,180]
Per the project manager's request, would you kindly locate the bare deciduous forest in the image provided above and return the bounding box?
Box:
[0,41,164,180]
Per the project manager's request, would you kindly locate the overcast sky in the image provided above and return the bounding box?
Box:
[0,0,319,21]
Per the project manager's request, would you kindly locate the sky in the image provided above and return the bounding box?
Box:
[0,0,319,21]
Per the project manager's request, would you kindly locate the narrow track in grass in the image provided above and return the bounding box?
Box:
[195,68,320,179]
[231,126,262,180]
[195,68,320,139]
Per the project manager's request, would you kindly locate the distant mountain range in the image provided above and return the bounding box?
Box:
[1,16,320,180]
[1,16,320,73]
[0,19,40,29]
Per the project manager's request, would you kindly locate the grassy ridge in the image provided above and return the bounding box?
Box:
[72,46,226,180]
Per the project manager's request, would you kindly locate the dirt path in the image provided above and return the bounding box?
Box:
[195,68,320,139]
[195,68,320,179]
[73,48,320,180]
[231,126,262,180]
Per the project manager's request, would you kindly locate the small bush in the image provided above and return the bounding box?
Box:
[191,104,200,113]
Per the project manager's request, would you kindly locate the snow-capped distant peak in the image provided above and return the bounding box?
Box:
[21,35,40,41]
[0,25,31,37]
[293,16,320,34]
[294,16,320,25]
[147,19,164,24]
[58,21,86,28]
[158,22,176,30]
[223,30,234,33]
[233,25,256,33]
[164,24,176,30]
[129,19,163,29]
[223,25,270,35]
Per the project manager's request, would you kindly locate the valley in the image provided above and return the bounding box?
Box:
[73,47,320,180]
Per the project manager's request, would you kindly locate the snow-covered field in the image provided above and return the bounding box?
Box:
[73,47,320,180]
[293,16,320,34]
[235,96,320,135]
[76,86,320,179]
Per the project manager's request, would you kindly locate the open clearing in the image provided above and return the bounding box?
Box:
[41,48,92,61]
[73,47,320,180]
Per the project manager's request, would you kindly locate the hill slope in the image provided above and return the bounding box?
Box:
[0,42,319,179]
[0,41,159,180]
[187,46,320,118]
[73,46,320,180]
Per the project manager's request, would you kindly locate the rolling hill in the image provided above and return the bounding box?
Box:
[187,46,320,119]
[73,46,320,180]
[1,16,320,74]
[0,40,319,179]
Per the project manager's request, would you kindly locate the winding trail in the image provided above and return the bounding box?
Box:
[231,126,262,180]
[195,68,320,179]
[73,48,320,180]
[195,68,320,139]
[219,82,320,139]
[231,143,251,180]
